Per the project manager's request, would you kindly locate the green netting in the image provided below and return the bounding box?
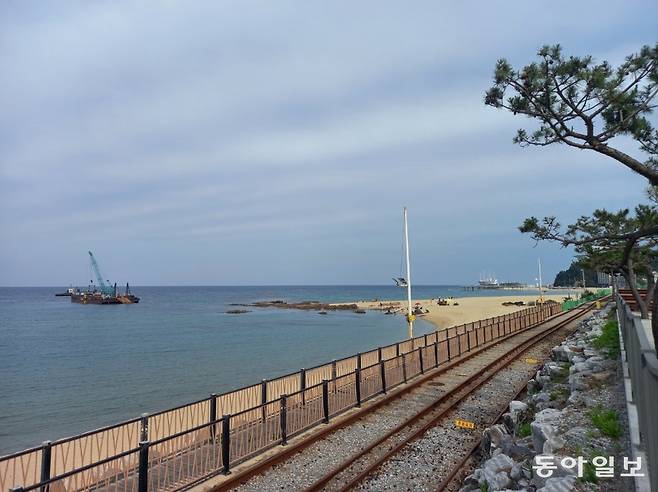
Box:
[561,288,611,311]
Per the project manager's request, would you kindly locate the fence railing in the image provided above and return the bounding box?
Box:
[616,293,657,491]
[2,302,567,492]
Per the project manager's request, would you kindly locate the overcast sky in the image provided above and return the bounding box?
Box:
[1,1,656,286]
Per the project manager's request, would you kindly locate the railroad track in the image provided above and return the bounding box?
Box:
[306,303,597,492]
[205,303,599,492]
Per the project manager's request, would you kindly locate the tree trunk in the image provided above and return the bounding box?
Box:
[592,143,658,186]
[644,270,656,312]
[624,262,649,318]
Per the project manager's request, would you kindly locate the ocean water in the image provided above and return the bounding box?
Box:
[0,285,557,455]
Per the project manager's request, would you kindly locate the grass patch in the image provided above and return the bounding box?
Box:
[592,319,621,359]
[518,422,532,437]
[480,481,490,492]
[581,461,598,484]
[589,405,622,439]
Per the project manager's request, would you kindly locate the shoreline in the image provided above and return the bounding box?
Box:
[331,294,570,330]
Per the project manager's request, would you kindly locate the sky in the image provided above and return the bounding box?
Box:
[0,1,656,287]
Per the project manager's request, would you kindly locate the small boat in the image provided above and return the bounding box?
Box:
[55,287,77,297]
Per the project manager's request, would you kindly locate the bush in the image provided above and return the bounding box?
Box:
[589,406,622,439]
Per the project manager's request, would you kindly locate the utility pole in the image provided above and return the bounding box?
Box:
[404,207,413,339]
[538,258,544,305]
[582,269,586,291]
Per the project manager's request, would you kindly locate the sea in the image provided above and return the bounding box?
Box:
[0,285,566,455]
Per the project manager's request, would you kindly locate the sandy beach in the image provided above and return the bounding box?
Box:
[334,294,570,330]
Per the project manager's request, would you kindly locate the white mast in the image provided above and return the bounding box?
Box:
[404,207,413,338]
[538,258,544,305]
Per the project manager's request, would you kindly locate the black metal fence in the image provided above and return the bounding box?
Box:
[616,293,657,491]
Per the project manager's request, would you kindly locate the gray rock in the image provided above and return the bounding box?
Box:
[530,409,562,451]
[543,435,566,454]
[482,469,511,490]
[484,453,515,474]
[566,391,584,406]
[527,378,539,394]
[509,400,528,418]
[501,413,515,433]
[537,475,576,492]
[510,463,523,481]
[537,375,552,387]
[569,373,592,391]
[583,349,597,358]
[481,424,508,456]
[561,427,589,451]
[532,392,551,404]
[534,408,562,422]
[508,444,533,461]
[552,345,572,362]
[531,422,557,454]
[543,362,566,378]
[569,362,589,374]
[588,361,606,373]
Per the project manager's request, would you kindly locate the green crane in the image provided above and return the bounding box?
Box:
[88,251,115,295]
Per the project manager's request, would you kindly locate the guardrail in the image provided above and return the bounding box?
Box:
[2,302,567,492]
[616,293,658,491]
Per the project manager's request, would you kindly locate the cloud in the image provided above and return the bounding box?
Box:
[1,0,656,285]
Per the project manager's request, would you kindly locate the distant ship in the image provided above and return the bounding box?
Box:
[58,251,140,304]
[478,271,500,288]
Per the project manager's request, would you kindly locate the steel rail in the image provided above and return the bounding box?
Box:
[202,305,579,492]
[304,303,597,492]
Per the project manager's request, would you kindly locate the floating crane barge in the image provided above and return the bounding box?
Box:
[66,251,140,304]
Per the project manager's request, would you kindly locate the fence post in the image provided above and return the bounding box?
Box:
[221,414,231,474]
[40,440,52,492]
[396,343,400,357]
[209,394,217,441]
[140,413,149,442]
[280,395,288,445]
[424,333,428,347]
[355,368,362,407]
[378,346,382,362]
[300,368,306,405]
[357,353,362,371]
[380,360,387,394]
[419,347,424,374]
[138,440,149,492]
[434,341,439,367]
[261,379,267,422]
[447,337,451,360]
[322,380,330,423]
[457,334,462,355]
[402,353,407,383]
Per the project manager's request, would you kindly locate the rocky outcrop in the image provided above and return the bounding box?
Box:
[235,300,359,311]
